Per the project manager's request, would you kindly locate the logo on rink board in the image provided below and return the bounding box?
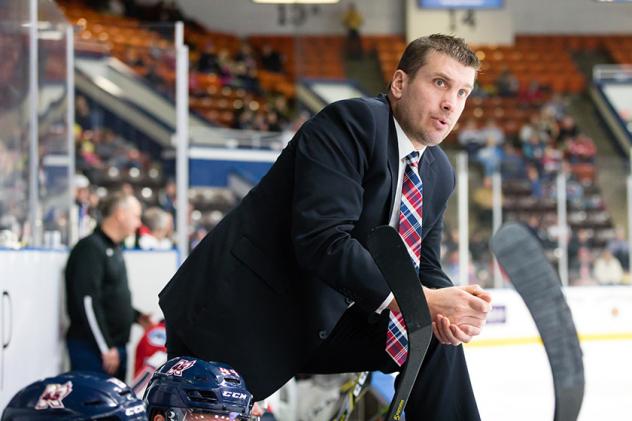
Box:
[487,304,507,324]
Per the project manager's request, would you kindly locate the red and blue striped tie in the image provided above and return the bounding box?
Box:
[386,151,423,366]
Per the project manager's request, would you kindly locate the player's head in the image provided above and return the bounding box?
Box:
[1,371,147,420]
[144,357,255,421]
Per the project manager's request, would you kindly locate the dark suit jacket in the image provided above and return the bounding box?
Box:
[159,94,455,399]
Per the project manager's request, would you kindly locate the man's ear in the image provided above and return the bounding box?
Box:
[153,415,165,421]
[390,69,407,99]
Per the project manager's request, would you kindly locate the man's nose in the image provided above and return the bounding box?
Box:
[441,93,454,112]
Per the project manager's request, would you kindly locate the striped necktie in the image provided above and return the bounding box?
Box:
[386,151,423,366]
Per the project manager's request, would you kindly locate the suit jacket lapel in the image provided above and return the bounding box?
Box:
[386,112,399,222]
[420,147,436,240]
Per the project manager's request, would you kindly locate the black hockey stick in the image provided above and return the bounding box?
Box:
[490,222,584,421]
[367,225,433,421]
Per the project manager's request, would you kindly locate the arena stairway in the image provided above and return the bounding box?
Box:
[74,55,214,147]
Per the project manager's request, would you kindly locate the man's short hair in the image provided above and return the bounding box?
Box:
[98,191,135,219]
[143,207,171,233]
[396,34,480,79]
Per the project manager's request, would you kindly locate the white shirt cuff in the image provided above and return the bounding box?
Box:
[376,292,394,314]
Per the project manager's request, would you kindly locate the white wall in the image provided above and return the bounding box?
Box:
[406,0,513,45]
[509,0,632,34]
[175,0,631,45]
[0,250,67,410]
[0,249,178,409]
[176,0,404,36]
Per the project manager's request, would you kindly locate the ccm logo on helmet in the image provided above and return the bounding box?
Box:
[125,405,146,416]
[222,391,248,399]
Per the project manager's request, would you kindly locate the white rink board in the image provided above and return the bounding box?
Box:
[0,249,178,409]
[466,287,632,421]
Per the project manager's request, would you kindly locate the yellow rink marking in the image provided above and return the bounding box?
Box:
[465,332,632,348]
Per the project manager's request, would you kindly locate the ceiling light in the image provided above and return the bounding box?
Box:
[252,0,340,4]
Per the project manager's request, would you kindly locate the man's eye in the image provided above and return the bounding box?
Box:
[458,89,469,97]
[435,79,445,87]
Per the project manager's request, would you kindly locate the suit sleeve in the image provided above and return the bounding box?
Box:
[291,100,391,313]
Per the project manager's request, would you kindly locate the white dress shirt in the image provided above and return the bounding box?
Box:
[375,117,427,313]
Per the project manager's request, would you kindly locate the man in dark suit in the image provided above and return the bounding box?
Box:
[160,34,491,420]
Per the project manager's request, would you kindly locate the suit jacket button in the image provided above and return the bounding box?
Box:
[318,330,328,339]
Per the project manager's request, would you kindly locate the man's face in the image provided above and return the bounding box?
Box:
[116,197,142,238]
[390,50,476,148]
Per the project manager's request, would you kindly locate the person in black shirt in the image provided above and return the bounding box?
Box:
[65,191,151,381]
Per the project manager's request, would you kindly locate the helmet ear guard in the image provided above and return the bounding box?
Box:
[144,357,255,420]
[1,371,146,421]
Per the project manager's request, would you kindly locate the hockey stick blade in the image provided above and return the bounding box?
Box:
[490,222,584,421]
[367,225,433,421]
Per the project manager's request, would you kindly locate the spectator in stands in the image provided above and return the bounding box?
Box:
[473,176,494,224]
[189,226,207,251]
[539,107,560,140]
[75,173,97,240]
[138,207,174,250]
[65,192,151,381]
[261,44,283,73]
[266,110,283,132]
[480,118,505,147]
[593,248,624,285]
[234,62,261,94]
[564,134,596,163]
[444,249,477,285]
[569,228,594,277]
[519,114,547,145]
[234,108,256,130]
[477,137,503,177]
[234,42,258,74]
[556,115,579,144]
[341,2,364,59]
[522,132,545,171]
[252,110,269,132]
[271,94,292,123]
[573,246,595,286]
[562,162,585,206]
[158,179,177,220]
[197,42,220,74]
[607,226,630,271]
[543,93,567,120]
[76,95,98,131]
[541,144,563,181]
[518,79,545,105]
[525,214,545,241]
[475,119,505,176]
[500,142,526,180]
[526,163,543,198]
[78,133,104,176]
[495,66,519,97]
[458,118,485,157]
[125,47,145,67]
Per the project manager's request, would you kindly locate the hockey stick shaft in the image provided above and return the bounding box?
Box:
[367,226,433,421]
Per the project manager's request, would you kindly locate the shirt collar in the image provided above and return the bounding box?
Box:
[393,116,426,161]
